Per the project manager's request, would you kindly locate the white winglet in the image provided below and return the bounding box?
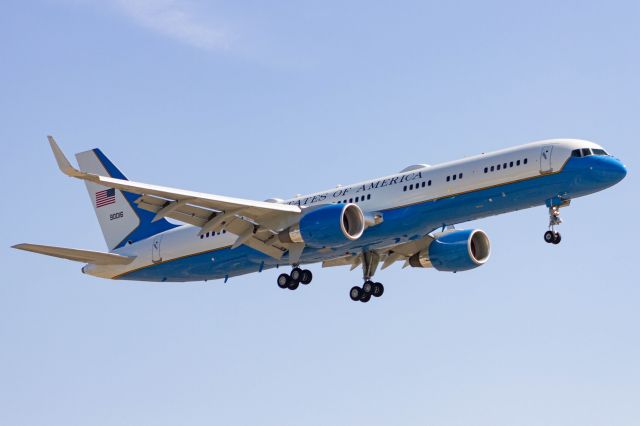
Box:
[47,135,85,177]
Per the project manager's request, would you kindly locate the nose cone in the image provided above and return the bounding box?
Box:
[601,156,627,185]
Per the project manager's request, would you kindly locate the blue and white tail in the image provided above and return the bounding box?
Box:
[75,149,178,251]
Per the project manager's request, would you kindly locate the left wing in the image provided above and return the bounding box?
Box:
[322,235,435,271]
[48,136,301,259]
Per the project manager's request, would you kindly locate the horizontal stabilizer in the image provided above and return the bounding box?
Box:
[12,243,136,265]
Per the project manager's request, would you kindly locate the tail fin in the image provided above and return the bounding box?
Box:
[75,149,178,251]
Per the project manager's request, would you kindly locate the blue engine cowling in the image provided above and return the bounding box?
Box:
[279,203,365,248]
[409,229,491,272]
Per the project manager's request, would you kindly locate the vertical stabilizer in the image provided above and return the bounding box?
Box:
[75,149,178,251]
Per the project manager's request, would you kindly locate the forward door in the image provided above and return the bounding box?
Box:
[540,145,553,173]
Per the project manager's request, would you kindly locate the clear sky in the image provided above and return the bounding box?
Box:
[1,1,639,425]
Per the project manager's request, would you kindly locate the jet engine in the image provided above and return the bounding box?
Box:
[279,204,365,248]
[409,229,491,272]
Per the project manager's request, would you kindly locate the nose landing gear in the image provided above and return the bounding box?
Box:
[544,202,566,245]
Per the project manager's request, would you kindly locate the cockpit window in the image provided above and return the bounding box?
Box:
[572,147,608,158]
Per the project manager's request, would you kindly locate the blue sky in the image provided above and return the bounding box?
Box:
[1,1,639,425]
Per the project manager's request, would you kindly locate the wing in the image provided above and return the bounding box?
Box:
[322,235,434,270]
[48,136,301,259]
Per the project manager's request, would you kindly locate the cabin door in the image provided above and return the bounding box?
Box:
[540,145,553,173]
[152,236,163,263]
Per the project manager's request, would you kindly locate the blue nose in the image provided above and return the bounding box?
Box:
[591,156,627,187]
[603,157,627,184]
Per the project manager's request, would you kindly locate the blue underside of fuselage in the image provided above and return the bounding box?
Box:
[119,156,623,282]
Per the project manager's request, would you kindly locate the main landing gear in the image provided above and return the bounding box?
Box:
[544,205,563,245]
[350,281,384,303]
[277,266,313,291]
[349,251,385,303]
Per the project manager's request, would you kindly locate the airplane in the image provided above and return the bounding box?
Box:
[13,137,626,303]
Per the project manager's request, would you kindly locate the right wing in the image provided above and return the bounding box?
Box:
[48,136,302,259]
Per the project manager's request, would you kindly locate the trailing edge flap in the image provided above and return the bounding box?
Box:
[12,243,136,265]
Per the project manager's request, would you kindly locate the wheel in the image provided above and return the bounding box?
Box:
[290,267,303,282]
[372,282,384,297]
[552,232,562,245]
[277,273,290,289]
[544,230,555,243]
[362,280,374,294]
[300,269,313,285]
[288,280,299,290]
[350,286,362,301]
[360,293,371,303]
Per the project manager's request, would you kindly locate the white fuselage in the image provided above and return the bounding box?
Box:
[84,138,607,280]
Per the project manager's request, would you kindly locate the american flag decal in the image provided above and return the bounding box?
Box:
[95,188,116,208]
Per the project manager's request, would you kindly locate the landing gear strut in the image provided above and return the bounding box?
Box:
[349,252,385,303]
[544,205,562,245]
[277,266,313,291]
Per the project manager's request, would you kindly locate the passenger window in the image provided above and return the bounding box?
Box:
[409,184,413,190]
[355,196,359,202]
[484,167,488,173]
[200,235,204,239]
[428,180,432,186]
[459,173,463,179]
[516,160,520,166]
[453,175,457,181]
[497,164,501,170]
[403,186,407,192]
[421,181,425,188]
[503,163,507,169]
[349,198,353,203]
[446,176,450,182]
[206,232,210,237]
[490,166,494,172]
[524,158,528,164]
[223,230,226,234]
[367,194,371,200]
[510,161,513,167]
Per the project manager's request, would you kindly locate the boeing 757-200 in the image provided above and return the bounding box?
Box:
[13,137,626,303]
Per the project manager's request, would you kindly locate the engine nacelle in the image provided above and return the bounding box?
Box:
[279,204,365,248]
[409,229,491,272]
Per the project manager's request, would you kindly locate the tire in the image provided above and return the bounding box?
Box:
[290,267,303,282]
[544,230,555,243]
[360,293,371,303]
[362,280,374,294]
[350,286,362,301]
[277,273,290,289]
[552,232,562,245]
[300,269,313,285]
[372,282,384,297]
[288,280,299,290]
